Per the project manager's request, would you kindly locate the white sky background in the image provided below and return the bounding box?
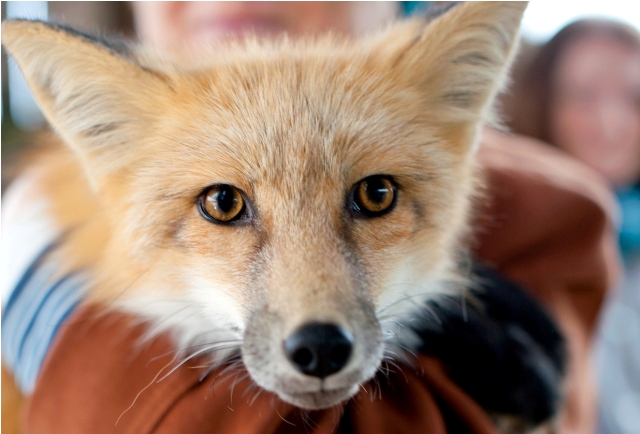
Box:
[521,0,640,43]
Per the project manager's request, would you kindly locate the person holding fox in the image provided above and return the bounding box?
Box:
[1,2,620,433]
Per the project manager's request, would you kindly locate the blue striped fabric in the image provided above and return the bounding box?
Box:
[1,243,84,394]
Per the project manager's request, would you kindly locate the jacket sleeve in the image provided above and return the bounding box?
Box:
[22,303,501,434]
[473,128,622,434]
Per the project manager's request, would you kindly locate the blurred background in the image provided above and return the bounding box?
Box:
[1,2,639,434]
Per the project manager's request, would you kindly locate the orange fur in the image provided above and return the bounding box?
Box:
[2,1,527,416]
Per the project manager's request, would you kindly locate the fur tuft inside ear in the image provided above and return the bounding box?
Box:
[1,20,172,187]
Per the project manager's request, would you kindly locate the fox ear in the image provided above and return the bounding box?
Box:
[1,20,171,186]
[390,2,527,151]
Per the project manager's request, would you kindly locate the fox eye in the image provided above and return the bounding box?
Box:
[198,185,246,224]
[351,175,396,217]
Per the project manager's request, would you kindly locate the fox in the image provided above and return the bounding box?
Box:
[1,2,566,432]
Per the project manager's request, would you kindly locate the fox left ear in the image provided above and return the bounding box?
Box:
[390,2,528,152]
[1,20,173,189]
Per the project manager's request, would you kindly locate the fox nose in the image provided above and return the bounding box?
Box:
[284,323,353,378]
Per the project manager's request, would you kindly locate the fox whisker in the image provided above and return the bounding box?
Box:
[275,406,296,426]
[248,387,264,406]
[147,339,242,365]
[116,353,179,426]
[375,290,435,317]
[157,342,241,384]
[201,353,243,383]
[229,371,252,406]
[207,358,244,393]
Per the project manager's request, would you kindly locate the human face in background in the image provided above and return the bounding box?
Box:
[549,35,640,188]
[133,2,399,52]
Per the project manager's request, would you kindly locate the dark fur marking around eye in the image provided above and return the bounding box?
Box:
[411,200,425,221]
[164,218,194,250]
[166,218,185,240]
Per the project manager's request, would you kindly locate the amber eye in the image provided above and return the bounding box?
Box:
[351,175,396,217]
[198,185,246,223]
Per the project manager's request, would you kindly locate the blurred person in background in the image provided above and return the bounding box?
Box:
[132,1,399,51]
[1,3,622,434]
[502,19,640,434]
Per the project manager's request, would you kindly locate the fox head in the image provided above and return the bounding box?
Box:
[2,2,526,410]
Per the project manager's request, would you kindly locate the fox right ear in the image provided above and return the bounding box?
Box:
[1,20,172,187]
[381,2,527,154]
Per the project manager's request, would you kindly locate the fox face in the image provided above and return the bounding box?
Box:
[2,2,527,410]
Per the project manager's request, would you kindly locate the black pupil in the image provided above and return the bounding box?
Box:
[365,178,389,204]
[215,187,236,213]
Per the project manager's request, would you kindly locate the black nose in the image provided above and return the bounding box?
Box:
[284,323,353,379]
